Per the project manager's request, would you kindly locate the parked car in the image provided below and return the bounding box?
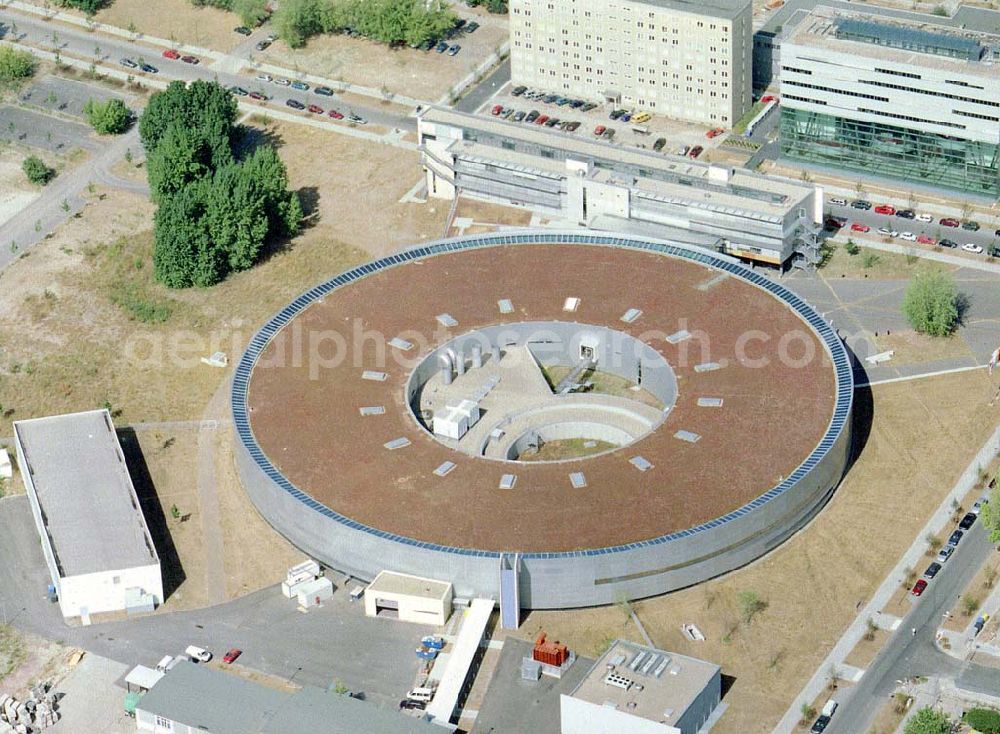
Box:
[851,200,872,210]
[602,127,615,140]
[421,635,445,650]
[810,700,837,734]
[525,110,540,123]
[653,137,667,152]
[911,579,928,597]
[959,512,977,529]
[140,63,159,74]
[688,145,703,158]
[963,243,984,254]
[248,91,268,101]
[620,112,632,122]
[825,217,846,229]
[761,94,778,104]
[234,26,252,35]
[415,647,437,660]
[512,111,525,122]
[829,198,847,206]
[328,109,344,119]
[315,86,334,97]
[119,58,138,68]
[255,39,271,51]
[565,121,580,132]
[291,80,309,91]
[185,646,212,663]
[948,529,964,547]
[465,21,479,33]
[229,86,249,96]
[435,41,449,53]
[223,648,242,664]
[286,99,305,110]
[275,78,291,86]
[850,223,870,233]
[995,228,1000,238]
[899,232,916,242]
[961,221,980,231]
[706,127,725,139]
[399,699,427,711]
[448,44,461,56]
[181,55,199,65]
[162,49,180,60]
[895,209,916,219]
[972,496,989,515]
[937,546,954,563]
[512,85,527,96]
[915,213,933,223]
[924,562,942,579]
[877,227,898,238]
[535,114,549,125]
[874,204,896,215]
[347,114,366,124]
[594,124,606,136]
[633,111,652,123]
[256,73,273,82]
[678,145,690,156]
[307,104,323,114]
[940,217,960,227]
[916,234,936,245]
[610,109,625,120]
[939,239,958,249]
[491,104,503,116]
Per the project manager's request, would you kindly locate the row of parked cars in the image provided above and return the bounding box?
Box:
[118,58,158,74]
[912,496,987,597]
[229,79,365,123]
[491,104,583,133]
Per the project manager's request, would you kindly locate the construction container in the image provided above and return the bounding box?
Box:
[532,633,569,667]
[296,577,333,608]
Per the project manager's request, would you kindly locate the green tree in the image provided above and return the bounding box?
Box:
[980,477,1000,543]
[902,269,959,337]
[22,155,54,185]
[146,123,216,199]
[904,707,950,734]
[964,708,1000,734]
[139,79,237,157]
[206,161,271,271]
[153,179,224,287]
[54,0,109,15]
[0,47,37,82]
[83,97,133,134]
[240,145,302,237]
[233,0,269,26]
[737,590,767,625]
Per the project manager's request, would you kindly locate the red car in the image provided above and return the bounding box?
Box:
[223,648,242,664]
[874,204,896,215]
[917,234,936,245]
[535,115,549,125]
[940,217,960,227]
[761,94,777,104]
[594,124,606,136]
[850,222,870,233]
[328,109,344,120]
[688,145,703,158]
[911,579,927,597]
[490,104,502,116]
[706,127,725,139]
[181,55,200,64]
[248,91,268,101]
[307,104,323,114]
[162,49,180,59]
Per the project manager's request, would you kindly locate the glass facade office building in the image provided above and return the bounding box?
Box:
[780,108,1000,197]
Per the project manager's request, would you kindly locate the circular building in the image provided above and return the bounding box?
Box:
[232,231,853,609]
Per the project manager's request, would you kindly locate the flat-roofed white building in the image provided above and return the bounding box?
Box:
[13,410,163,619]
[419,107,824,267]
[510,0,753,127]
[561,640,721,734]
[364,571,453,626]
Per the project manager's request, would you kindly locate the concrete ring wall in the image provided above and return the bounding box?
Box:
[232,230,854,609]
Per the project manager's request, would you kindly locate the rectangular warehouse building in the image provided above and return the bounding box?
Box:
[365,570,453,626]
[561,640,721,734]
[13,410,162,619]
[509,0,753,127]
[419,107,824,267]
[778,5,1000,197]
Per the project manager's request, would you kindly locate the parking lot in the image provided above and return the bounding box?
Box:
[19,76,133,121]
[474,81,734,161]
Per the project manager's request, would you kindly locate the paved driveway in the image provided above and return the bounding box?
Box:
[0,496,426,710]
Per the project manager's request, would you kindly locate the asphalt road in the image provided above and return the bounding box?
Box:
[0,495,424,710]
[827,201,1000,255]
[0,12,416,132]
[454,58,510,113]
[827,517,1000,733]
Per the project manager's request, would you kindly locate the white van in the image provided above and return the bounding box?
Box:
[349,586,365,602]
[406,687,435,703]
[630,124,651,136]
[185,646,212,663]
[155,655,174,673]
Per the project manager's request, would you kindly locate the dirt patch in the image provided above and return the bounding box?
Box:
[874,330,974,367]
[819,243,945,281]
[866,693,912,734]
[542,365,663,409]
[942,559,999,632]
[518,438,617,462]
[844,628,889,670]
[93,0,246,53]
[450,197,535,231]
[520,369,1000,733]
[0,152,39,228]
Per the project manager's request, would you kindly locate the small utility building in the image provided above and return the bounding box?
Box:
[364,571,453,626]
[13,410,163,619]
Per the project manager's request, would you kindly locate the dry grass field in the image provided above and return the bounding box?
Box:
[521,370,1000,734]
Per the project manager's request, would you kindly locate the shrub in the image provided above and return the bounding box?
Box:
[902,269,959,337]
[964,708,1000,734]
[22,155,54,185]
[0,47,37,83]
[54,0,110,15]
[83,98,133,135]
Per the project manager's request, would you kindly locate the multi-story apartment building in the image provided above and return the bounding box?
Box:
[778,6,1000,197]
[509,0,753,127]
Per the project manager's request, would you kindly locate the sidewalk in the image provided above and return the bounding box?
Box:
[936,565,1000,662]
[837,236,1000,275]
[774,423,1000,734]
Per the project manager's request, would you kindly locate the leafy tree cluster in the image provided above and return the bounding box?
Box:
[0,47,37,83]
[980,473,1000,543]
[904,707,950,734]
[465,0,507,13]
[54,0,111,15]
[22,155,55,185]
[273,0,456,49]
[901,269,959,337]
[964,708,1000,734]
[140,80,301,288]
[83,98,133,135]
